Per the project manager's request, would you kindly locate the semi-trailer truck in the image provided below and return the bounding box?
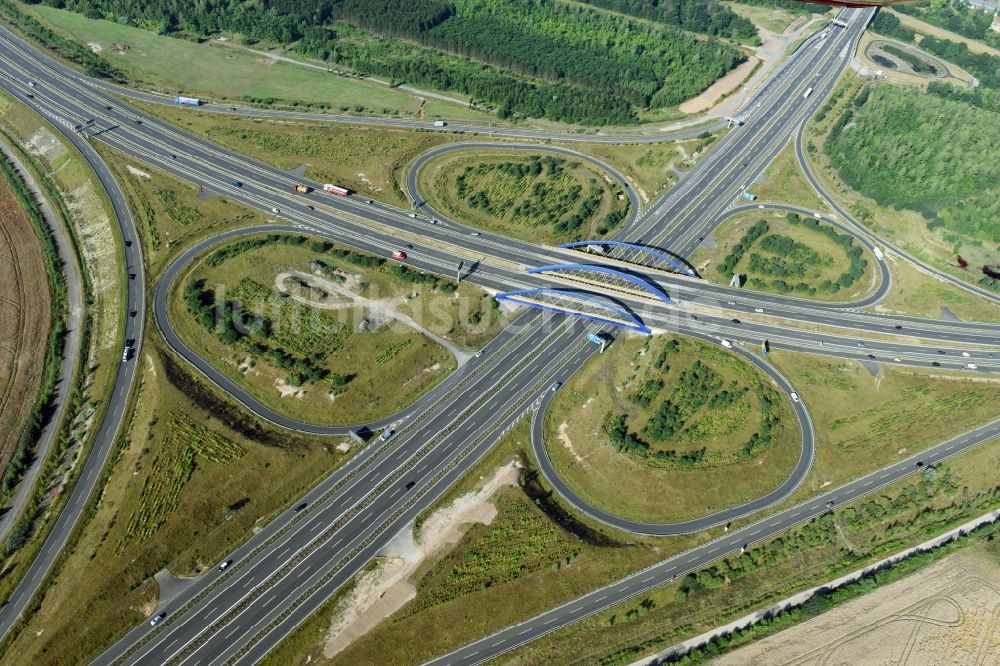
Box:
[391,250,407,260]
[175,96,202,106]
[292,184,312,193]
[323,184,350,196]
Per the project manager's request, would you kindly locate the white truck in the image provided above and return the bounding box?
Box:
[433,120,447,127]
[872,246,885,261]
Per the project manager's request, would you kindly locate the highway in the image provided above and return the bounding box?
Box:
[0,65,146,643]
[0,5,997,665]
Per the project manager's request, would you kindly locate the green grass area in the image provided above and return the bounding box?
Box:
[132,102,469,207]
[25,4,492,123]
[803,73,1000,297]
[95,143,269,276]
[691,211,877,302]
[170,233,504,425]
[500,437,1000,665]
[544,333,800,523]
[417,150,630,244]
[726,2,800,34]
[867,255,1000,323]
[770,351,1000,500]
[752,141,826,212]
[1,335,354,666]
[575,133,722,206]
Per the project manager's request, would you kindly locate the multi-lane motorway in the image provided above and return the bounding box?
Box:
[0,6,998,665]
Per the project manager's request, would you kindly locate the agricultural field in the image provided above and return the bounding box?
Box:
[170,233,504,425]
[544,333,800,523]
[691,211,877,302]
[96,143,268,276]
[24,4,489,123]
[0,162,53,477]
[0,334,351,666]
[417,150,631,244]
[770,351,1000,500]
[133,102,465,208]
[716,537,1000,665]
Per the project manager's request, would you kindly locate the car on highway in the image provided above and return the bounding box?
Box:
[867,354,876,360]
[475,350,482,358]
[218,560,231,571]
[937,350,946,355]
[961,352,970,357]
[121,349,131,362]
[856,341,866,347]
[404,244,413,250]
[129,310,137,318]
[430,218,438,224]
[726,300,736,306]
[893,357,901,362]
[916,461,924,468]
[471,232,481,236]
[826,500,835,508]
[28,81,35,87]
[293,502,307,513]
[391,250,407,260]
[232,181,242,187]
[720,339,733,349]
[754,307,764,313]
[408,213,417,219]
[149,612,166,627]
[932,361,941,367]
[366,199,373,204]
[379,429,396,442]
[966,363,978,370]
[169,154,176,160]
[405,480,416,490]
[551,382,561,392]
[989,353,998,359]
[790,392,799,403]
[125,240,132,247]
[731,318,741,325]
[129,273,136,280]
[894,325,903,330]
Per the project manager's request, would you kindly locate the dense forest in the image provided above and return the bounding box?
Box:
[825,85,1000,244]
[25,0,754,124]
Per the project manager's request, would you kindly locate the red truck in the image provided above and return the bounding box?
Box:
[391,250,407,260]
[292,184,312,193]
[323,184,350,196]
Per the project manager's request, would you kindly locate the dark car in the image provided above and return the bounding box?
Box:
[293,502,307,513]
[130,310,137,318]
[932,361,941,367]
[867,354,876,360]
[894,325,903,330]
[129,273,136,280]
[405,481,416,490]
[731,319,741,325]
[125,240,132,247]
[916,461,924,468]
[937,350,946,355]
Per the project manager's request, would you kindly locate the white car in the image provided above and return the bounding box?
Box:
[893,357,901,362]
[961,352,970,357]
[814,212,822,218]
[218,560,231,571]
[966,363,978,370]
[790,392,800,403]
[150,613,166,627]
[754,307,764,313]
[408,213,417,219]
[271,207,280,213]
[721,339,733,349]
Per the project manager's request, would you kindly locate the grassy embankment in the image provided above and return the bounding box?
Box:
[170,233,503,425]
[544,333,799,523]
[0,89,124,611]
[416,149,630,244]
[691,211,878,302]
